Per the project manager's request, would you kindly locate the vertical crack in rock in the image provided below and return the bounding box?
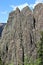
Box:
[33,17,35,29]
[19,16,24,65]
[33,3,43,43]
[0,3,43,65]
[33,3,43,60]
[30,33,33,47]
[21,6,35,63]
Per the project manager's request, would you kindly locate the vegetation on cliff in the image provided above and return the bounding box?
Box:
[0,31,43,65]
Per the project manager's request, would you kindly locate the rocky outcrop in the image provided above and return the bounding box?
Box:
[0,23,6,37]
[21,6,36,63]
[0,3,43,65]
[0,23,6,60]
[33,3,43,43]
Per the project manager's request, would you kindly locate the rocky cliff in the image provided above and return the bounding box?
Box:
[0,23,6,37]
[0,3,43,65]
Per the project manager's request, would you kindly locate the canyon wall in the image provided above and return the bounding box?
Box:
[0,3,43,65]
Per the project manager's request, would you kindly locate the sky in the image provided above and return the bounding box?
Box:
[0,0,43,23]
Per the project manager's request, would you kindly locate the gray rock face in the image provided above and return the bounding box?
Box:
[33,3,43,43]
[0,3,43,65]
[0,23,6,37]
[21,6,36,63]
[1,8,21,65]
[0,23,6,60]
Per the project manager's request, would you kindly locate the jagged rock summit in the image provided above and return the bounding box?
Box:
[0,3,43,65]
[33,3,43,43]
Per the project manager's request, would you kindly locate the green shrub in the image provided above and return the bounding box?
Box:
[9,63,13,65]
[0,57,3,65]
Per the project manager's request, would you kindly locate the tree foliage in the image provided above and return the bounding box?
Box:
[38,31,43,65]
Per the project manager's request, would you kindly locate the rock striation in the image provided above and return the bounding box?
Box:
[0,3,43,65]
[33,3,43,43]
[0,23,6,37]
